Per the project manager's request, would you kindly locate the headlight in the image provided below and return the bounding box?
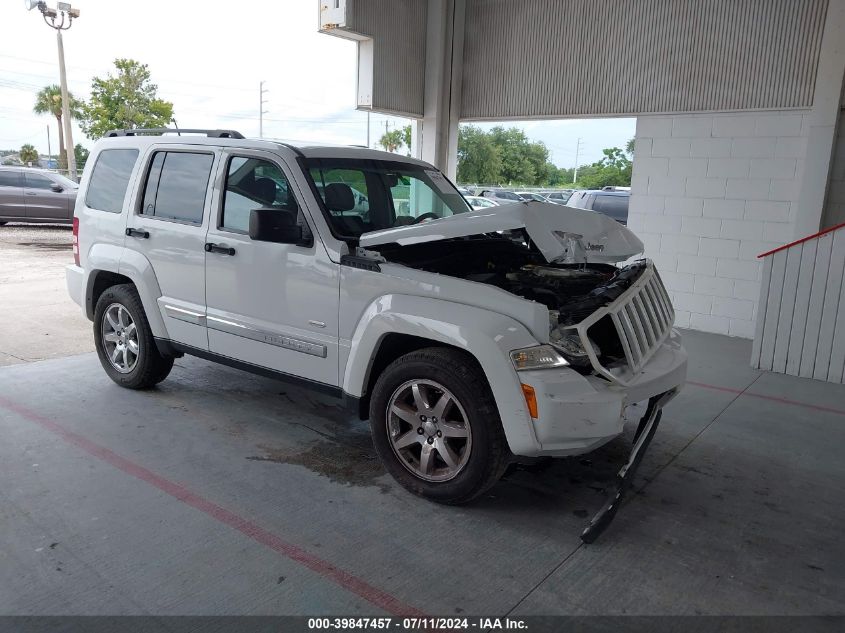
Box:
[549,330,600,366]
[510,345,569,371]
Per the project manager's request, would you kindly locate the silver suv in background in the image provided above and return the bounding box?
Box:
[0,166,78,225]
[566,188,630,224]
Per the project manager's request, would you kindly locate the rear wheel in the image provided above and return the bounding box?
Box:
[369,347,510,504]
[93,284,173,389]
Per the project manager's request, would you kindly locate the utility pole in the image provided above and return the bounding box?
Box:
[26,1,80,180]
[46,125,51,166]
[573,137,584,184]
[259,81,269,138]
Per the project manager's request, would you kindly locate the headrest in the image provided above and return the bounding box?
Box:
[324,182,355,212]
[253,177,277,205]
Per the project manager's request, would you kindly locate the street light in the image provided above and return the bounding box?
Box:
[25,0,80,180]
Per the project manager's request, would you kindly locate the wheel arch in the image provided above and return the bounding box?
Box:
[342,294,542,456]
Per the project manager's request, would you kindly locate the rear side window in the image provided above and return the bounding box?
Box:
[86,149,139,213]
[0,171,21,187]
[140,151,214,224]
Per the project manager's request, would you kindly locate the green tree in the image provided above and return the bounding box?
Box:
[625,137,635,155]
[457,125,502,184]
[458,125,552,186]
[401,124,412,156]
[574,147,632,189]
[378,128,404,153]
[20,144,39,165]
[79,59,174,139]
[74,144,90,168]
[33,85,84,170]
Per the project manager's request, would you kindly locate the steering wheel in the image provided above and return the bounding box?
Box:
[412,212,439,224]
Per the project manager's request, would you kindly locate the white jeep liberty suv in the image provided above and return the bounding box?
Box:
[67,129,686,540]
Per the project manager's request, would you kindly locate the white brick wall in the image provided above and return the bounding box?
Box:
[631,111,810,338]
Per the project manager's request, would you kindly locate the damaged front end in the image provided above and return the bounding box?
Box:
[359,202,674,384]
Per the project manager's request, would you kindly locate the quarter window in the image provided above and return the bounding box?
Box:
[140,151,213,224]
[85,149,139,213]
[222,156,304,234]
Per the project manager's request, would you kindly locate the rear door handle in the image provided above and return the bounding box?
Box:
[25,192,37,196]
[125,228,149,238]
[204,243,236,256]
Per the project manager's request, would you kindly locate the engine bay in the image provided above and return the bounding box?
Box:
[370,234,646,326]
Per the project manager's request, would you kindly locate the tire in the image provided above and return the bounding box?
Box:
[0,222,7,226]
[93,284,174,389]
[369,347,510,504]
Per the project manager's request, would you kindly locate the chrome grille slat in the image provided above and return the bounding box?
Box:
[642,282,666,332]
[575,261,674,380]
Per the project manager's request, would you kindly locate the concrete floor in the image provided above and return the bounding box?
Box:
[1,330,844,616]
[1,225,844,617]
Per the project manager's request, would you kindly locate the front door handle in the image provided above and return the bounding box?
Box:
[126,228,149,238]
[204,242,236,256]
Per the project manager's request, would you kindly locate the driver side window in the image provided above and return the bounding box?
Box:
[221,156,307,236]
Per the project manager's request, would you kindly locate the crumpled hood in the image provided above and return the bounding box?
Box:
[359,201,643,264]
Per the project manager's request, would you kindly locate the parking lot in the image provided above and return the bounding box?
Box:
[1,226,844,618]
[0,224,91,366]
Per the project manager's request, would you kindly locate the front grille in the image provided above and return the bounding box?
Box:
[568,261,674,385]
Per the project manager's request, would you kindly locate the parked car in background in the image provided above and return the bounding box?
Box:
[566,189,630,224]
[479,189,523,204]
[515,191,549,202]
[544,190,574,205]
[465,195,500,210]
[0,166,78,225]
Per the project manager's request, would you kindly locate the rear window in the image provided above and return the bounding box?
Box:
[591,194,629,222]
[86,149,139,213]
[140,151,214,224]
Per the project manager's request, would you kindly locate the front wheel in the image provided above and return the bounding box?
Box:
[369,347,510,504]
[93,284,173,389]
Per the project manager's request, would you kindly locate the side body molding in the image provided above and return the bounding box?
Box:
[342,294,541,456]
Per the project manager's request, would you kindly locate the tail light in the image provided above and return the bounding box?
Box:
[72,217,79,266]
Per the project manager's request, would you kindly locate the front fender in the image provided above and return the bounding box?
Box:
[343,294,541,456]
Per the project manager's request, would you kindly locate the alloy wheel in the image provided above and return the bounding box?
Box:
[386,379,472,482]
[101,303,140,374]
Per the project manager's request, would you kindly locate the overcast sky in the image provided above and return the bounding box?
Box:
[0,0,634,168]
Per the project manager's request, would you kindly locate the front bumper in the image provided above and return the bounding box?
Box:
[515,329,687,457]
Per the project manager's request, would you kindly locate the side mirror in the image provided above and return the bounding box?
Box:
[248,208,307,245]
[50,183,63,192]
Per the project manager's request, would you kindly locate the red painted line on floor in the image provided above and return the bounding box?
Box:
[0,395,424,617]
[687,381,845,416]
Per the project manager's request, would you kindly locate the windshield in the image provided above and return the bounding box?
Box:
[303,158,471,239]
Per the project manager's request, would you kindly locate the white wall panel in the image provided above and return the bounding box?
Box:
[754,227,845,384]
[461,0,828,119]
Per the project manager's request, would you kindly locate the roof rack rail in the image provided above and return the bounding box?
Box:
[105,128,245,139]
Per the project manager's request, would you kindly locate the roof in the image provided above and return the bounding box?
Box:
[93,133,430,166]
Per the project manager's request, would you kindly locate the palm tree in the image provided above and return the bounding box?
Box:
[19,144,39,165]
[33,85,83,170]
